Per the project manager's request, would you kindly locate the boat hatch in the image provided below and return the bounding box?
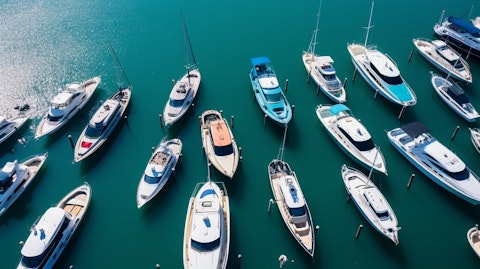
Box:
[364,188,390,220]
[90,100,120,127]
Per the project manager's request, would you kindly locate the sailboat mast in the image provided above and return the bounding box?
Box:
[109,43,131,89]
[363,0,375,49]
[182,15,197,70]
[308,0,322,56]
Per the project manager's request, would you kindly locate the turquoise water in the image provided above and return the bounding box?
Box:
[1,0,480,268]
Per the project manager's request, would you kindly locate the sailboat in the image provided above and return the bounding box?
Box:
[347,1,416,107]
[183,151,230,269]
[302,0,346,103]
[163,15,201,127]
[341,164,400,245]
[268,125,315,256]
[73,44,132,163]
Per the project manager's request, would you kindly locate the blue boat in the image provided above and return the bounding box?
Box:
[387,122,480,205]
[249,57,292,126]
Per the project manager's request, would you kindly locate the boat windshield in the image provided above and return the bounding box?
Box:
[191,237,220,252]
[169,98,184,108]
[85,124,105,138]
[288,205,307,217]
[370,63,404,85]
[338,127,376,151]
[20,217,70,268]
[47,113,63,122]
[265,92,283,103]
[214,144,234,156]
[144,174,161,184]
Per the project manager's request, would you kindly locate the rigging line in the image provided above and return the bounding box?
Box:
[109,43,131,88]
[277,124,288,161]
[309,0,323,55]
[367,145,380,180]
[182,14,197,68]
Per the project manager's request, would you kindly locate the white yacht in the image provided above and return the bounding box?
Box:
[200,110,239,179]
[302,1,346,103]
[268,159,315,256]
[413,38,471,83]
[347,1,416,107]
[17,183,91,269]
[35,76,101,139]
[183,181,230,269]
[163,15,201,127]
[342,165,399,245]
[316,104,387,175]
[387,122,480,205]
[136,138,183,208]
[0,115,29,144]
[434,10,480,59]
[73,87,131,163]
[430,72,479,122]
[0,153,48,217]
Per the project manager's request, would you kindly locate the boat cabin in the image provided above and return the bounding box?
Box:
[48,91,81,121]
[363,187,390,221]
[144,151,171,183]
[280,176,307,220]
[0,161,17,194]
[85,99,121,138]
[423,141,470,180]
[169,82,190,107]
[433,40,465,69]
[367,51,403,85]
[337,119,375,151]
[20,207,70,268]
[209,120,233,156]
[191,189,221,251]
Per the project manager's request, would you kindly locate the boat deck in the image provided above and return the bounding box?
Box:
[63,193,88,217]
[150,151,170,166]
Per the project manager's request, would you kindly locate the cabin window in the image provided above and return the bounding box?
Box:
[265,92,283,103]
[169,98,184,108]
[213,144,233,156]
[85,124,105,138]
[191,237,220,252]
[144,174,161,184]
[369,63,403,85]
[288,205,306,217]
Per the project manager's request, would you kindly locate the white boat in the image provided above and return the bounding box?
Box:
[412,38,471,83]
[341,165,399,245]
[17,183,91,269]
[430,72,479,122]
[74,45,132,163]
[434,10,480,59]
[0,114,29,144]
[249,57,292,126]
[470,128,480,154]
[315,104,387,175]
[0,153,48,217]
[35,76,101,139]
[268,159,315,256]
[467,224,480,259]
[302,0,346,103]
[347,1,416,107]
[200,110,239,178]
[136,138,183,208]
[73,87,131,163]
[163,15,201,127]
[387,122,480,205]
[183,181,230,269]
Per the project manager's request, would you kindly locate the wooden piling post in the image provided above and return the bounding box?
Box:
[451,126,460,140]
[68,135,74,149]
[407,174,415,189]
[284,79,289,92]
[352,68,357,82]
[343,77,348,89]
[231,115,234,128]
[355,224,363,239]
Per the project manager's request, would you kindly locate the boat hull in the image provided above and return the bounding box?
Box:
[341,165,399,245]
[73,87,131,163]
[35,76,101,139]
[136,138,183,208]
[0,115,29,144]
[0,153,48,217]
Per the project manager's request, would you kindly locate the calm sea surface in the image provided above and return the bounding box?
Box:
[1,0,480,268]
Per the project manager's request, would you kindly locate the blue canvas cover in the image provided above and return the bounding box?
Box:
[250,57,271,67]
[329,104,350,115]
[448,16,480,35]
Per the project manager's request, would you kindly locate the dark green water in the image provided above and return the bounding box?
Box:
[1,0,480,268]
